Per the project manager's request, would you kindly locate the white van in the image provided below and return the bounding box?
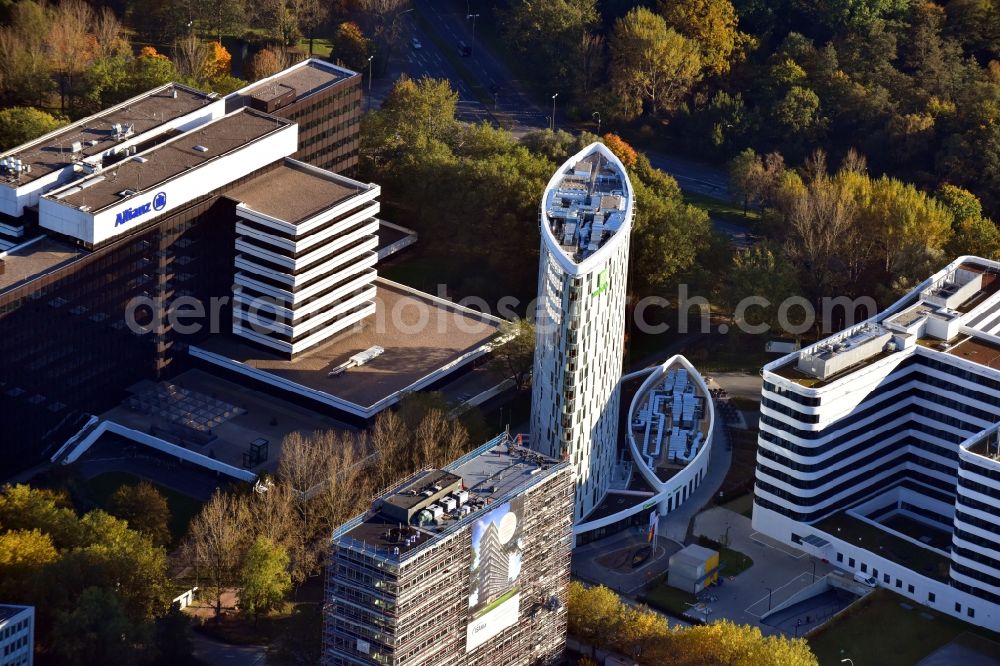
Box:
[853,572,877,587]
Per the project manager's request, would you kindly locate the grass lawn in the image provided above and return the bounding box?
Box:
[698,536,754,576]
[808,589,1000,665]
[717,428,760,500]
[682,191,760,229]
[816,512,951,582]
[297,37,332,58]
[639,579,698,617]
[82,471,203,545]
[721,493,754,518]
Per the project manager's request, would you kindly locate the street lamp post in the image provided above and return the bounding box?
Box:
[765,586,773,611]
[592,111,601,136]
[551,93,558,131]
[467,13,480,56]
[366,55,374,113]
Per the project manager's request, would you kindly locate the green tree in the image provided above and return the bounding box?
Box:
[497,0,599,91]
[49,587,144,665]
[725,244,801,334]
[658,0,753,76]
[938,184,1000,259]
[0,107,66,150]
[199,0,248,42]
[609,7,702,120]
[239,536,291,624]
[629,177,712,294]
[520,128,598,164]
[489,319,535,390]
[108,481,172,547]
[59,510,171,623]
[125,47,180,97]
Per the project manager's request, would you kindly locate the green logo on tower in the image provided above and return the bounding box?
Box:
[592,270,609,297]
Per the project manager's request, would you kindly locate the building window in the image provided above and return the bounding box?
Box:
[860,563,867,573]
[884,573,891,584]
[928,592,936,603]
[848,557,855,567]
[895,579,902,589]
[968,608,975,618]
[907,584,914,594]
[836,553,843,563]
[955,602,962,613]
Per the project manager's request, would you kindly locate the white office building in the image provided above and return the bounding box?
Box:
[530,142,634,521]
[0,605,33,666]
[754,256,1000,630]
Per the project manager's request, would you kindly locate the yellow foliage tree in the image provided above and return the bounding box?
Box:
[658,0,754,76]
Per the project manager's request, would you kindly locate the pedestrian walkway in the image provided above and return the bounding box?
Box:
[658,420,733,543]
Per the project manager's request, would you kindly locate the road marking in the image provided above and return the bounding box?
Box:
[743,571,815,617]
[749,531,807,559]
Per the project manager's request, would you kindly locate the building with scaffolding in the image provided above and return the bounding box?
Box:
[323,433,573,665]
[754,256,1000,631]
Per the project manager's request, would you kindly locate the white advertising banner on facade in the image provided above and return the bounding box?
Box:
[465,592,520,652]
[466,496,524,652]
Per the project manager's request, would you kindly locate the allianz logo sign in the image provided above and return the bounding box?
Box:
[115,191,167,226]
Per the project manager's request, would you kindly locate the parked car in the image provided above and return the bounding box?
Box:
[853,572,877,587]
[411,37,422,49]
[457,40,471,56]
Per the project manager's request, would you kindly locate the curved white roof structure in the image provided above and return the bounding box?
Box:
[539,142,635,276]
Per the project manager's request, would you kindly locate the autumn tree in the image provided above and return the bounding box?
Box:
[566,582,626,657]
[602,133,638,169]
[489,319,535,391]
[183,491,249,618]
[609,7,702,120]
[658,0,752,76]
[45,0,98,112]
[108,481,172,547]
[247,47,289,81]
[0,1,54,106]
[239,536,291,624]
[331,21,371,71]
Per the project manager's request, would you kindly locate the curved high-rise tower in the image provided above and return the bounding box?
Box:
[530,142,634,521]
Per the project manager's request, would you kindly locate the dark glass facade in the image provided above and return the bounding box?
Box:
[0,167,288,475]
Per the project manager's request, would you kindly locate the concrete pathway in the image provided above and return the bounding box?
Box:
[191,632,267,665]
[573,530,683,595]
[658,421,733,543]
[692,506,836,635]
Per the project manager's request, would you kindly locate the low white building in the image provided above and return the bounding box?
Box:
[754,256,1000,631]
[0,605,33,666]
